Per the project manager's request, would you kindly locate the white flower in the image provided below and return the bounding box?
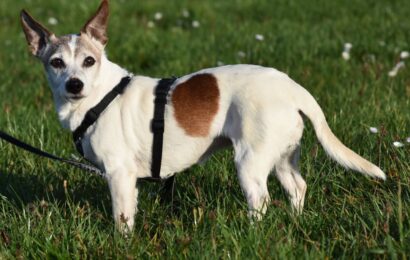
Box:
[147,21,155,28]
[388,61,405,77]
[182,9,190,18]
[192,20,200,28]
[406,137,410,143]
[342,43,352,60]
[369,127,378,134]
[48,17,58,25]
[237,51,246,58]
[388,70,398,77]
[344,42,353,51]
[154,12,163,21]
[255,34,264,41]
[393,141,404,148]
[400,51,409,59]
[342,51,350,60]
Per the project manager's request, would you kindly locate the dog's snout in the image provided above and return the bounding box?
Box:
[66,78,84,94]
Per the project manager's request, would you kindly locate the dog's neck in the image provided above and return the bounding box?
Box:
[54,55,130,131]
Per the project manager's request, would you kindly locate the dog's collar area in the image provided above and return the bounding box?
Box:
[0,75,178,185]
[72,75,132,156]
[72,75,178,182]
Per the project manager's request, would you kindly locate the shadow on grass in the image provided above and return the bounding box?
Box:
[0,167,111,218]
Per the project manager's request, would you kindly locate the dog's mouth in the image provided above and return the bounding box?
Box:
[66,94,85,101]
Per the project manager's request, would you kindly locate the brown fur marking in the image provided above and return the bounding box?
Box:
[76,34,103,63]
[172,73,220,137]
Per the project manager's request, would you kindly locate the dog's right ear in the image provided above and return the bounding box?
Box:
[20,10,54,57]
[81,0,109,45]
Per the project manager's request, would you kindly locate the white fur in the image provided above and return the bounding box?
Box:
[21,3,386,231]
[49,61,387,229]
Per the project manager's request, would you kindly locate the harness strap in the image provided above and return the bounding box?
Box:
[0,130,104,177]
[72,76,132,156]
[1,75,178,189]
[150,77,177,180]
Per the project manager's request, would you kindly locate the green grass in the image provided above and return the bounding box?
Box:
[0,0,409,258]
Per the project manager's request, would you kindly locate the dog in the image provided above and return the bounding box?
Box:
[20,0,385,231]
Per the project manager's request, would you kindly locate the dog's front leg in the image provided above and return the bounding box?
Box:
[107,169,138,232]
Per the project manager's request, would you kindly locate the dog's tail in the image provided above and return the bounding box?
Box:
[295,86,386,180]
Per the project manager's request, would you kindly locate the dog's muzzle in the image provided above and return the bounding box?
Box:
[66,78,84,95]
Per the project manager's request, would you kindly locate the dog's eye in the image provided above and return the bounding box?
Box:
[50,58,65,69]
[83,56,96,67]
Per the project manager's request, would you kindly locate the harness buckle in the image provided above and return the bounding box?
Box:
[151,119,164,133]
[154,95,167,105]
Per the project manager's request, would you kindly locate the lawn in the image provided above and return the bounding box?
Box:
[0,0,409,258]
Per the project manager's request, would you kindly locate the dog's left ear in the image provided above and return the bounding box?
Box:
[81,0,109,45]
[20,10,55,57]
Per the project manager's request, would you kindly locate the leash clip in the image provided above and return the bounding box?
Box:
[74,137,84,156]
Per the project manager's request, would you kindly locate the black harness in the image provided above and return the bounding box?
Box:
[72,76,132,157]
[0,75,177,184]
[73,75,177,182]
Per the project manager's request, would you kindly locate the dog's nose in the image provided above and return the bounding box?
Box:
[66,78,84,94]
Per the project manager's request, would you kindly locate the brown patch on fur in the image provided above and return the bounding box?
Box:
[172,73,220,137]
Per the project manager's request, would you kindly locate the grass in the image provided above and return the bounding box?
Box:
[0,0,409,258]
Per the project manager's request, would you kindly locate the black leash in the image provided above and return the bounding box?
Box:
[0,130,104,177]
[1,75,178,199]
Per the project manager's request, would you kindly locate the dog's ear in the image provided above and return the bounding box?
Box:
[81,0,109,45]
[20,10,54,57]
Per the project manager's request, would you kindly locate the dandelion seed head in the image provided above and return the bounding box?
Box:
[406,137,410,143]
[217,61,224,66]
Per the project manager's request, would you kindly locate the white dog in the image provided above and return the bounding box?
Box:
[20,0,385,231]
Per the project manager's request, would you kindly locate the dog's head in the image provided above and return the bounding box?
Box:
[20,0,109,102]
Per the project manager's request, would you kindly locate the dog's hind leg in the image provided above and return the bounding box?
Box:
[234,144,275,220]
[275,145,307,214]
[107,169,138,232]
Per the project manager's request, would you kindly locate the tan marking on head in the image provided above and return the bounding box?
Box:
[76,34,103,63]
[39,35,73,64]
[172,73,220,137]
